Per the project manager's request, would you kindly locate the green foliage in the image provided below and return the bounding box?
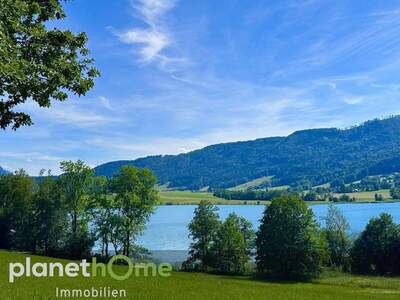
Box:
[31,171,67,256]
[0,161,158,260]
[214,189,290,200]
[325,205,352,271]
[108,166,158,256]
[256,195,325,280]
[211,213,249,275]
[95,116,400,190]
[184,200,221,271]
[351,213,400,275]
[59,160,93,236]
[302,191,319,201]
[0,169,35,249]
[185,202,254,275]
[0,0,99,129]
[390,188,400,199]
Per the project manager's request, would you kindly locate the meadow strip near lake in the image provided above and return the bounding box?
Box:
[0,251,399,300]
[158,190,397,205]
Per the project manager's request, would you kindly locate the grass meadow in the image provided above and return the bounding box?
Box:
[158,189,396,205]
[1,251,400,300]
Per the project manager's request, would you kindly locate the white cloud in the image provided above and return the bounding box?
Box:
[117,0,178,67]
[99,96,112,109]
[344,96,364,105]
[46,106,115,127]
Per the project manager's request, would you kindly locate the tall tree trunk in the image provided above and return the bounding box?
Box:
[105,237,109,258]
[72,210,77,235]
[126,230,130,257]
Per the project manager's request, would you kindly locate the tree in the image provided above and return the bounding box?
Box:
[184,200,220,271]
[59,160,94,258]
[351,213,400,275]
[211,213,249,275]
[89,176,115,259]
[0,169,35,250]
[108,166,158,257]
[256,195,324,280]
[59,160,93,235]
[31,170,68,256]
[390,188,400,200]
[303,191,318,201]
[211,213,254,275]
[324,205,351,270]
[0,0,99,130]
[227,212,255,256]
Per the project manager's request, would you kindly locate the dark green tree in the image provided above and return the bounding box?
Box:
[0,169,35,250]
[390,188,400,200]
[184,200,220,271]
[0,0,99,130]
[32,170,67,255]
[351,213,400,275]
[256,195,324,280]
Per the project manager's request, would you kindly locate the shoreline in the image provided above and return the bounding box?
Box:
[158,199,400,206]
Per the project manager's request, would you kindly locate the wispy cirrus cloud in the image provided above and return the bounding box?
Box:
[117,0,184,70]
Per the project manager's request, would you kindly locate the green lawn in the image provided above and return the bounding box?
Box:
[0,251,400,300]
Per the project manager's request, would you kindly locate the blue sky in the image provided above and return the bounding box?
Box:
[2,0,400,174]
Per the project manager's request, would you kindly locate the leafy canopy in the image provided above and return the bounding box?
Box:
[0,0,99,129]
[351,213,400,275]
[256,195,325,280]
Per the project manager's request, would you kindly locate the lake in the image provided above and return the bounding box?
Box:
[137,202,400,251]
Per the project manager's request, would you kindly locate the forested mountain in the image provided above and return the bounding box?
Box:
[0,167,9,175]
[95,116,400,190]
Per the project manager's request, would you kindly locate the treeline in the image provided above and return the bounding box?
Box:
[213,189,356,203]
[0,161,158,259]
[184,196,400,279]
[213,189,289,201]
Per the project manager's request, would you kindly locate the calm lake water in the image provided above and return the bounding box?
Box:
[137,203,400,250]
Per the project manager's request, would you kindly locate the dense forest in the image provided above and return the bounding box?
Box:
[94,116,400,190]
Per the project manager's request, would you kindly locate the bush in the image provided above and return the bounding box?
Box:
[256,195,325,280]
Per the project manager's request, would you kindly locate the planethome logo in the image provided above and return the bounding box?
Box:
[8,255,173,283]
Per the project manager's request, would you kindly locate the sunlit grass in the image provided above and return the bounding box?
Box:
[1,251,400,300]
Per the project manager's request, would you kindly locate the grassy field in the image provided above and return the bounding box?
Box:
[336,189,391,201]
[0,251,400,300]
[229,176,272,191]
[158,190,397,205]
[158,191,266,205]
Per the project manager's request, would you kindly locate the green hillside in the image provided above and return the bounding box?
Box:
[95,116,400,190]
[1,251,400,300]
